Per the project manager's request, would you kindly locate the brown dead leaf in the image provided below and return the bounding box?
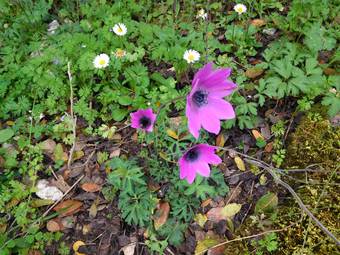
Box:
[251,129,264,140]
[121,243,136,255]
[251,19,266,27]
[46,218,64,232]
[54,200,83,217]
[51,174,71,193]
[201,198,212,208]
[323,67,337,75]
[245,67,264,79]
[264,142,274,153]
[206,203,242,222]
[39,139,56,154]
[28,250,42,255]
[154,202,170,230]
[215,133,225,148]
[110,148,121,158]
[81,183,102,192]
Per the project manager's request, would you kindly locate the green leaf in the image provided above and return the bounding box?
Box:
[0,128,14,143]
[255,192,278,214]
[112,107,128,121]
[118,95,132,106]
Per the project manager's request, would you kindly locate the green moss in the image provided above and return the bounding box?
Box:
[284,112,340,169]
[277,109,340,254]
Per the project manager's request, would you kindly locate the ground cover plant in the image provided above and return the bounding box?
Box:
[0,0,339,254]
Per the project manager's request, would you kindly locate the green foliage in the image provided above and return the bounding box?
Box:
[107,158,157,227]
[253,233,279,255]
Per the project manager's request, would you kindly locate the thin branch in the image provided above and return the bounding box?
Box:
[67,62,77,170]
[42,174,84,218]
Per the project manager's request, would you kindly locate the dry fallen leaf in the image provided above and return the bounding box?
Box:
[251,129,264,140]
[166,129,179,140]
[245,67,264,79]
[73,240,86,255]
[121,243,136,255]
[39,139,56,154]
[251,19,266,27]
[53,200,83,217]
[234,156,246,171]
[154,202,170,230]
[89,197,99,218]
[194,213,208,228]
[46,218,63,232]
[215,133,225,148]
[110,148,121,158]
[195,234,225,255]
[264,142,273,153]
[206,203,242,222]
[81,182,102,192]
[201,198,212,208]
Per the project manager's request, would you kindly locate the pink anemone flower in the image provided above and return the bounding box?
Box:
[186,62,237,138]
[179,144,222,184]
[130,108,156,132]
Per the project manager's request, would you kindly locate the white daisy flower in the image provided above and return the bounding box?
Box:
[93,53,110,69]
[183,49,200,64]
[111,23,127,36]
[234,3,247,15]
[196,9,208,20]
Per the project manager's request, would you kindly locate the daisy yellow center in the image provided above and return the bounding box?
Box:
[117,27,123,33]
[99,59,106,65]
[237,7,243,13]
[188,54,195,61]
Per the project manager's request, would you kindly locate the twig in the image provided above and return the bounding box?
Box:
[283,116,294,143]
[42,174,84,218]
[67,61,77,170]
[226,181,243,204]
[198,223,296,254]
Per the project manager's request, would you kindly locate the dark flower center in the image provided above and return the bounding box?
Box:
[185,148,200,162]
[139,116,151,128]
[192,90,208,107]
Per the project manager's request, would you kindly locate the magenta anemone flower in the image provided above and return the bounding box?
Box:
[186,62,237,138]
[130,108,156,132]
[179,144,222,184]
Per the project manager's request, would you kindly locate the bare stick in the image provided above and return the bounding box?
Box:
[42,174,84,218]
[67,62,77,170]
